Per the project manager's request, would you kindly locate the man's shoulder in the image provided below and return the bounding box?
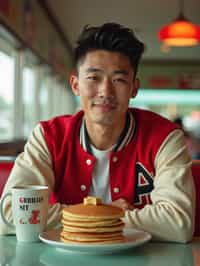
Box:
[40,110,84,135]
[129,107,176,126]
[40,110,83,127]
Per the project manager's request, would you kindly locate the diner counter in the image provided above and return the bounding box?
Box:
[0,235,200,266]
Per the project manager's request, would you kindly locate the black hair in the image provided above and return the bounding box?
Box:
[74,22,145,75]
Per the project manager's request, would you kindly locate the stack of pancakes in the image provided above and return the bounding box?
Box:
[60,197,125,244]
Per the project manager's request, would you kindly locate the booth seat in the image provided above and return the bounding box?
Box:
[0,157,15,197]
[192,160,200,237]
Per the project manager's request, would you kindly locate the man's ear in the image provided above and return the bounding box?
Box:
[131,78,140,98]
[70,71,79,96]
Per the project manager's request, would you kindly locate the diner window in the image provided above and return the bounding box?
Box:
[53,78,62,116]
[39,69,52,121]
[61,83,77,115]
[52,79,77,116]
[22,65,37,137]
[0,44,15,141]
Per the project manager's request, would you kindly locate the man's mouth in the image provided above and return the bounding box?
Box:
[93,103,115,112]
[92,98,116,109]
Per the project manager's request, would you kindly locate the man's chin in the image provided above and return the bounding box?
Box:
[91,114,115,126]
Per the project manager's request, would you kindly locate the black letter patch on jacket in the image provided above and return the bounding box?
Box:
[134,163,154,207]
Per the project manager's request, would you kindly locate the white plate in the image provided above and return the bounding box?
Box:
[39,228,151,254]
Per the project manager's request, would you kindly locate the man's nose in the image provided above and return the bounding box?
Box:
[98,79,114,97]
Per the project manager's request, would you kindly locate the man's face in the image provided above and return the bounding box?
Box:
[70,50,138,127]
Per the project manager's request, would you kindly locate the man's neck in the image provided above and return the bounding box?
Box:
[85,120,126,150]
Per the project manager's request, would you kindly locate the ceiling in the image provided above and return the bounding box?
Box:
[46,0,200,61]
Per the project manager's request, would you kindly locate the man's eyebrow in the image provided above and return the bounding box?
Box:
[85,67,102,73]
[113,70,129,75]
[85,68,129,75]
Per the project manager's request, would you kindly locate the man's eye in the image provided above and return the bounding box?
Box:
[87,76,98,81]
[114,78,127,83]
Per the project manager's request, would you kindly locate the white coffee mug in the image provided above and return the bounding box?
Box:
[0,185,49,242]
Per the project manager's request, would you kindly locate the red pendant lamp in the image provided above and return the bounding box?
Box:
[158,0,200,46]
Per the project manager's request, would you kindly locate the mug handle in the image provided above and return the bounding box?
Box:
[0,192,15,228]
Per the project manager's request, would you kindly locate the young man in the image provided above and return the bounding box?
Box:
[0,23,195,242]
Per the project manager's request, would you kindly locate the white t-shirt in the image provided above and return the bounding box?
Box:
[88,145,115,203]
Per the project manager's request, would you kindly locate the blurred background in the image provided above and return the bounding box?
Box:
[0,0,200,158]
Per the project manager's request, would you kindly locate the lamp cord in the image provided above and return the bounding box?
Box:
[179,0,184,15]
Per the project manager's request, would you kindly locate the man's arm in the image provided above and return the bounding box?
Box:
[0,124,64,235]
[123,129,195,243]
